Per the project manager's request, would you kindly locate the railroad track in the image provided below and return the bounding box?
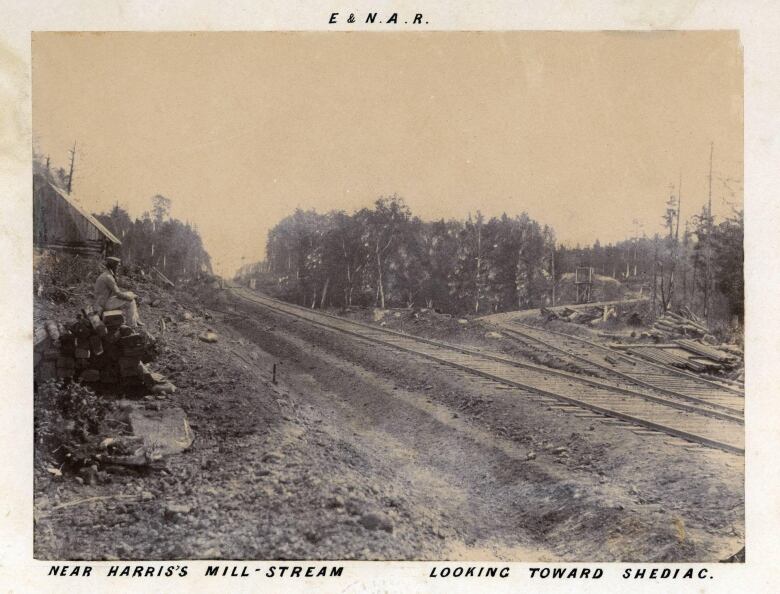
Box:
[227,288,743,455]
[496,321,744,417]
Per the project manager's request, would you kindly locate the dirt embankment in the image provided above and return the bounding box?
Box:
[34,276,445,560]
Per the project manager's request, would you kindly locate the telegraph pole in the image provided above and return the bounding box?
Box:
[676,171,682,241]
[66,141,77,194]
[704,142,714,320]
[632,218,641,277]
[708,142,714,219]
[652,234,658,318]
[550,244,556,306]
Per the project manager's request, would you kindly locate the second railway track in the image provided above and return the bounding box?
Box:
[227,288,744,455]
[495,321,744,416]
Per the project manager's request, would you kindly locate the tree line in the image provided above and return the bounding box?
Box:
[248,195,557,314]
[242,194,743,324]
[94,195,213,283]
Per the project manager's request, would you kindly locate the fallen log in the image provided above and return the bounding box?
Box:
[688,359,724,373]
[151,266,175,288]
[665,311,709,333]
[654,319,705,336]
[718,344,744,357]
[675,339,737,364]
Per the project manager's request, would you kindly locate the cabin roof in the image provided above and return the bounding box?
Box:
[40,178,122,245]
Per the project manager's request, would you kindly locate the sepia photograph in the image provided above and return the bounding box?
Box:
[30,31,744,563]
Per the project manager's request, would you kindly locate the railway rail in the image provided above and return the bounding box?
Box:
[227,288,744,455]
[496,321,744,417]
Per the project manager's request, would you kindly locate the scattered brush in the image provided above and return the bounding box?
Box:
[34,380,114,470]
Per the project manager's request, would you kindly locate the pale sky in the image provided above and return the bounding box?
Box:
[32,32,742,276]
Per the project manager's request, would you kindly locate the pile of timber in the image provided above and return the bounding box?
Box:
[651,309,712,339]
[614,337,743,378]
[34,307,173,392]
[675,338,738,364]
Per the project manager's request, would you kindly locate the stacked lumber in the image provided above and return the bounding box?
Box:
[651,310,711,339]
[607,306,744,380]
[34,307,169,391]
[624,339,742,377]
[718,343,744,358]
[675,339,738,364]
[627,346,707,372]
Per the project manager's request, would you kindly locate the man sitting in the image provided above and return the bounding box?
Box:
[94,256,142,327]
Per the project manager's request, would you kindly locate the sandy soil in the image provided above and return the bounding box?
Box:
[33,284,743,561]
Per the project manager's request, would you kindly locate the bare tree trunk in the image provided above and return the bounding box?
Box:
[663,184,682,311]
[406,288,415,308]
[345,263,351,306]
[343,239,352,307]
[660,267,672,312]
[652,236,658,318]
[376,246,385,309]
[704,142,713,322]
[551,248,556,306]
[474,223,482,314]
[320,277,330,308]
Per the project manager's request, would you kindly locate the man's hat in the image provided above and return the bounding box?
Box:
[106,256,121,265]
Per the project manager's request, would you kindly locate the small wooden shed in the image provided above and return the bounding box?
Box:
[33,174,121,256]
